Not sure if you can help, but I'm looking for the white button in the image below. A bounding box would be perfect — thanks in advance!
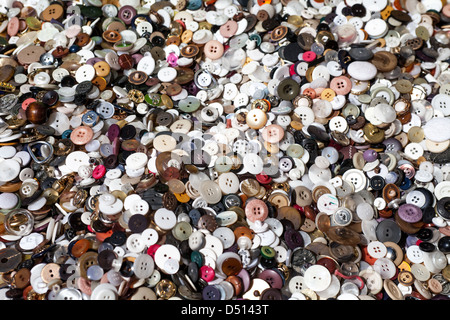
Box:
[304,265,331,292]
[308,164,332,184]
[19,232,44,251]
[327,61,343,77]
[125,152,148,170]
[328,116,348,132]
[212,227,235,249]
[406,245,424,263]
[356,202,374,221]
[91,283,118,300]
[218,172,239,194]
[359,269,382,294]
[373,257,396,279]
[404,142,423,160]
[157,67,177,82]
[154,208,176,230]
[189,230,205,251]
[204,234,224,258]
[133,254,155,279]
[405,190,427,207]
[367,241,387,259]
[47,112,70,136]
[99,198,123,215]
[137,55,155,75]
[65,151,90,172]
[75,64,95,82]
[431,93,450,116]
[154,244,181,272]
[342,169,367,192]
[141,228,159,247]
[126,233,145,253]
[316,274,341,299]
[410,263,430,281]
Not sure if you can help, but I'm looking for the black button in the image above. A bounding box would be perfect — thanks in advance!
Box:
[419,241,435,252]
[349,46,374,61]
[42,90,59,106]
[351,4,366,17]
[416,228,433,241]
[97,249,116,270]
[438,236,450,254]
[120,125,137,140]
[437,197,450,219]
[370,176,385,191]
[60,75,77,87]
[110,231,127,246]
[59,264,75,281]
[120,260,134,277]
[187,261,199,282]
[128,214,148,233]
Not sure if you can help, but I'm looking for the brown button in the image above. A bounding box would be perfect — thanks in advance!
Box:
[161,167,180,182]
[106,21,126,33]
[326,226,361,246]
[78,251,98,279]
[428,278,443,294]
[277,206,303,230]
[166,36,181,46]
[128,71,148,85]
[14,268,30,289]
[118,53,133,69]
[312,185,331,203]
[233,226,254,240]
[174,67,194,85]
[300,218,316,232]
[162,192,178,211]
[180,45,199,58]
[93,61,111,77]
[197,215,218,232]
[240,178,260,197]
[398,270,414,286]
[102,30,122,43]
[226,275,243,296]
[329,242,356,263]
[40,3,64,21]
[297,33,315,50]
[150,46,166,61]
[222,257,243,276]
[17,46,46,65]
[166,83,182,96]
[371,51,397,72]
[167,179,185,194]
[121,139,140,151]
[76,33,91,46]
[92,76,107,91]
[256,9,269,21]
[271,26,288,41]
[382,183,400,202]
[316,213,331,233]
[0,65,15,82]
[294,186,312,206]
[156,111,173,126]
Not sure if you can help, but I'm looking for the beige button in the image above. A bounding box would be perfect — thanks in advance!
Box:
[407,126,424,143]
[246,108,267,129]
[40,263,61,283]
[294,186,313,206]
[383,279,404,300]
[153,135,177,152]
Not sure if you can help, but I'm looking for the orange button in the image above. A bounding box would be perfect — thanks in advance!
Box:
[71,238,90,258]
[93,61,111,77]
[303,88,316,99]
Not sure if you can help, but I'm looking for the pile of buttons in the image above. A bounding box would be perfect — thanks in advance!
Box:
[0,0,448,302]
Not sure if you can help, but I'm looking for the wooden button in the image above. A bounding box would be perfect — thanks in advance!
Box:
[41,3,64,21]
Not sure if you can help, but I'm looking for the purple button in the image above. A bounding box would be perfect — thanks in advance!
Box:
[284,228,304,250]
[86,57,104,66]
[237,268,251,292]
[257,269,283,289]
[202,285,221,300]
[398,204,423,223]
[118,5,136,25]
[363,149,378,162]
[383,137,402,152]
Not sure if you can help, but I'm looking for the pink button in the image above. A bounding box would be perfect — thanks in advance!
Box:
[200,265,215,282]
[22,98,36,110]
[7,17,19,37]
[107,124,120,141]
[330,76,352,95]
[256,174,272,184]
[92,165,106,179]
[219,20,238,38]
[77,276,92,295]
[245,199,269,223]
[303,51,316,62]
[167,53,178,67]
[262,124,284,143]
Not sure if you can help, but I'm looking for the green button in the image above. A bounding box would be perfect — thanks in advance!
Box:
[178,97,200,113]
[191,251,203,267]
[277,78,300,101]
[79,5,103,19]
[342,103,360,118]
[261,246,276,259]
[145,93,161,106]
[286,144,304,158]
[172,221,192,241]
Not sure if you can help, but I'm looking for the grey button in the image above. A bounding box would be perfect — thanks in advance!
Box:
[376,219,402,243]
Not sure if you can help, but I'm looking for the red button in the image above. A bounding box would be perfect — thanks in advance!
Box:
[92,165,106,179]
[303,51,316,62]
[147,244,161,258]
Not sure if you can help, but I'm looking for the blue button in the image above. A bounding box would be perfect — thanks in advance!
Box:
[186,0,202,10]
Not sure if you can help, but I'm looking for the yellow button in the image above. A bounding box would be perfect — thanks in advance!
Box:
[320,88,336,101]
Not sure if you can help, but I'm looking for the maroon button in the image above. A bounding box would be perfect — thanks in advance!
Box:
[118,53,134,69]
[257,269,283,289]
[118,5,137,25]
[107,124,120,141]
